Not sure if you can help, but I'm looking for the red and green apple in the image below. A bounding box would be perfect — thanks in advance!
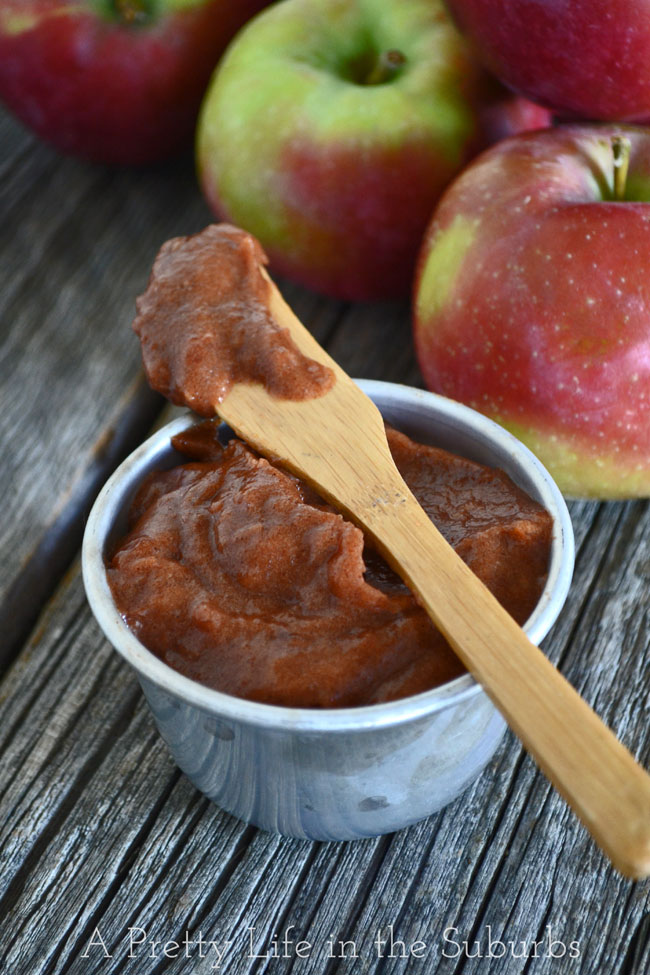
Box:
[445,0,650,123]
[0,0,269,165]
[414,125,650,498]
[196,0,550,301]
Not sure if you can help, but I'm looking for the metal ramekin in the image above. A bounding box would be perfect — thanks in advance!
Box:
[82,381,574,841]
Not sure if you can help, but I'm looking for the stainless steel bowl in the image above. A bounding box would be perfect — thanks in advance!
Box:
[82,380,574,841]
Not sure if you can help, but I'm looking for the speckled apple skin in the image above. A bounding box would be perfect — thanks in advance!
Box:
[196,0,550,301]
[0,0,269,165]
[414,125,650,499]
[446,0,650,123]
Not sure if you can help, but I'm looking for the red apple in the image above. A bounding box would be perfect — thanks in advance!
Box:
[414,125,650,498]
[0,0,269,165]
[445,0,650,123]
[196,0,550,301]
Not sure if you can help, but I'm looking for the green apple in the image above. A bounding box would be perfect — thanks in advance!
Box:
[196,0,550,300]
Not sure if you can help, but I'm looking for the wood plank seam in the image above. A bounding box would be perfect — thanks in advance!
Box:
[279,846,352,973]
[250,845,324,975]
[519,900,555,975]
[446,747,532,922]
[320,835,394,975]
[133,825,260,975]
[0,379,163,676]
[0,591,89,765]
[367,828,444,975]
[620,912,650,975]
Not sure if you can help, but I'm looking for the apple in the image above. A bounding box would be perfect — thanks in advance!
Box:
[477,78,552,146]
[414,125,650,499]
[196,0,550,301]
[445,0,650,123]
[0,0,269,165]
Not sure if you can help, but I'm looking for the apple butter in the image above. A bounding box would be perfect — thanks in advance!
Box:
[107,420,552,707]
[133,223,333,414]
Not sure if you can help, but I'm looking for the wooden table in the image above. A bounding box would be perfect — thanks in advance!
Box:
[1,105,649,975]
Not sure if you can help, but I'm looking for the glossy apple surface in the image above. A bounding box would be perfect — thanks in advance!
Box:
[414,125,650,498]
[445,0,650,122]
[0,0,268,165]
[196,0,550,301]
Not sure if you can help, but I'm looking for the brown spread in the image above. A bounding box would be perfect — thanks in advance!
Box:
[109,223,553,708]
[133,223,333,413]
[107,420,552,708]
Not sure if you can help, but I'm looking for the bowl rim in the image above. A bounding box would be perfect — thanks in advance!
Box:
[82,379,574,733]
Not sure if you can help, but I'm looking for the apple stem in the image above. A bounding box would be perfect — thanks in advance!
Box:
[365,50,407,85]
[612,135,631,201]
[112,0,151,25]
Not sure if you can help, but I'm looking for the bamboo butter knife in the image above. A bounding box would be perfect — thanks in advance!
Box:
[210,265,650,880]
